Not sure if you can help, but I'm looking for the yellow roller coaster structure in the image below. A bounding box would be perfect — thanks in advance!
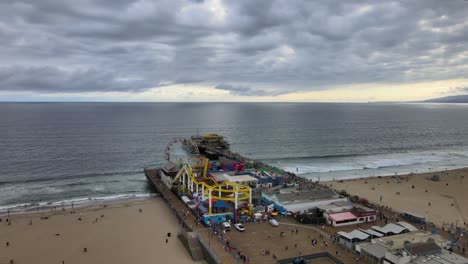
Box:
[168,158,252,215]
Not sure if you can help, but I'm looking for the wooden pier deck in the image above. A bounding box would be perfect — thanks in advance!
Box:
[145,168,196,231]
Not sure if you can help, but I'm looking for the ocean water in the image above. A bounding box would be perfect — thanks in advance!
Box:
[1,102,468,212]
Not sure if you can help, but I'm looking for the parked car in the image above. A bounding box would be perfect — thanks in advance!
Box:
[222,222,231,231]
[269,219,279,227]
[234,223,245,232]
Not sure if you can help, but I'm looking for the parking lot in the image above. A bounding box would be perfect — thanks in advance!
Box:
[198,216,357,263]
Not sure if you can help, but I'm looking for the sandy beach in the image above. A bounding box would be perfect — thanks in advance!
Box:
[325,167,468,228]
[0,198,205,264]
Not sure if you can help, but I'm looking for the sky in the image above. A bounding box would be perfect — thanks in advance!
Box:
[0,0,468,102]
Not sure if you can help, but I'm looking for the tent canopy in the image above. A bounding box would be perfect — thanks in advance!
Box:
[396,221,418,232]
[337,230,370,241]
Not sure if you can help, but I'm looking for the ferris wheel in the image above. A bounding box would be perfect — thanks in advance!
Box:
[164,137,200,163]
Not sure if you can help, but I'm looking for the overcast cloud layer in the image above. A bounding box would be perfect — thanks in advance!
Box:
[0,0,467,98]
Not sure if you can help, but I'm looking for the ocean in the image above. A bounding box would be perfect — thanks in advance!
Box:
[1,102,468,212]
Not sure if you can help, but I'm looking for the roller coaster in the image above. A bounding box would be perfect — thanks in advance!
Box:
[160,137,252,215]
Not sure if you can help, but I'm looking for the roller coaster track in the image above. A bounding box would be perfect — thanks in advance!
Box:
[171,158,252,215]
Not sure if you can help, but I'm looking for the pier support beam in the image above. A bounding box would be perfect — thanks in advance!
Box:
[202,185,205,201]
[182,172,185,187]
[234,188,238,209]
[209,189,212,215]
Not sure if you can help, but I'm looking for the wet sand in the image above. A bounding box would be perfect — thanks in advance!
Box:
[325,167,468,228]
[0,198,205,264]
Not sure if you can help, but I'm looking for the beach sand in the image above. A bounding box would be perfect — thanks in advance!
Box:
[325,168,468,228]
[0,198,205,264]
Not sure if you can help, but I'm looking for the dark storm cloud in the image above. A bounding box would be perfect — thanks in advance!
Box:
[0,66,155,92]
[0,0,468,95]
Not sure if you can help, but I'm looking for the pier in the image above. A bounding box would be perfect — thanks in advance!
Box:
[145,134,466,263]
[146,167,356,263]
[144,135,358,264]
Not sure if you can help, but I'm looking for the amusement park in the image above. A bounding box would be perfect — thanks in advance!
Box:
[145,134,468,264]
[158,134,272,226]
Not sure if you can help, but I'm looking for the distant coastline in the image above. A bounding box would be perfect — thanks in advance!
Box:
[366,94,468,104]
[423,94,468,103]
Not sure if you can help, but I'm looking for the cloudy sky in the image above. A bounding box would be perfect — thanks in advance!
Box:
[1,0,468,102]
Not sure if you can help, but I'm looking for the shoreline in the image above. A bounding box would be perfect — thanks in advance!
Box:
[3,164,466,218]
[296,163,468,182]
[0,192,158,217]
[322,166,462,183]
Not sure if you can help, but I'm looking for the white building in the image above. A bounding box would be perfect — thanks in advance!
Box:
[320,202,377,227]
[357,231,452,264]
[261,189,347,214]
[213,173,259,187]
[337,229,371,250]
[371,223,412,236]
